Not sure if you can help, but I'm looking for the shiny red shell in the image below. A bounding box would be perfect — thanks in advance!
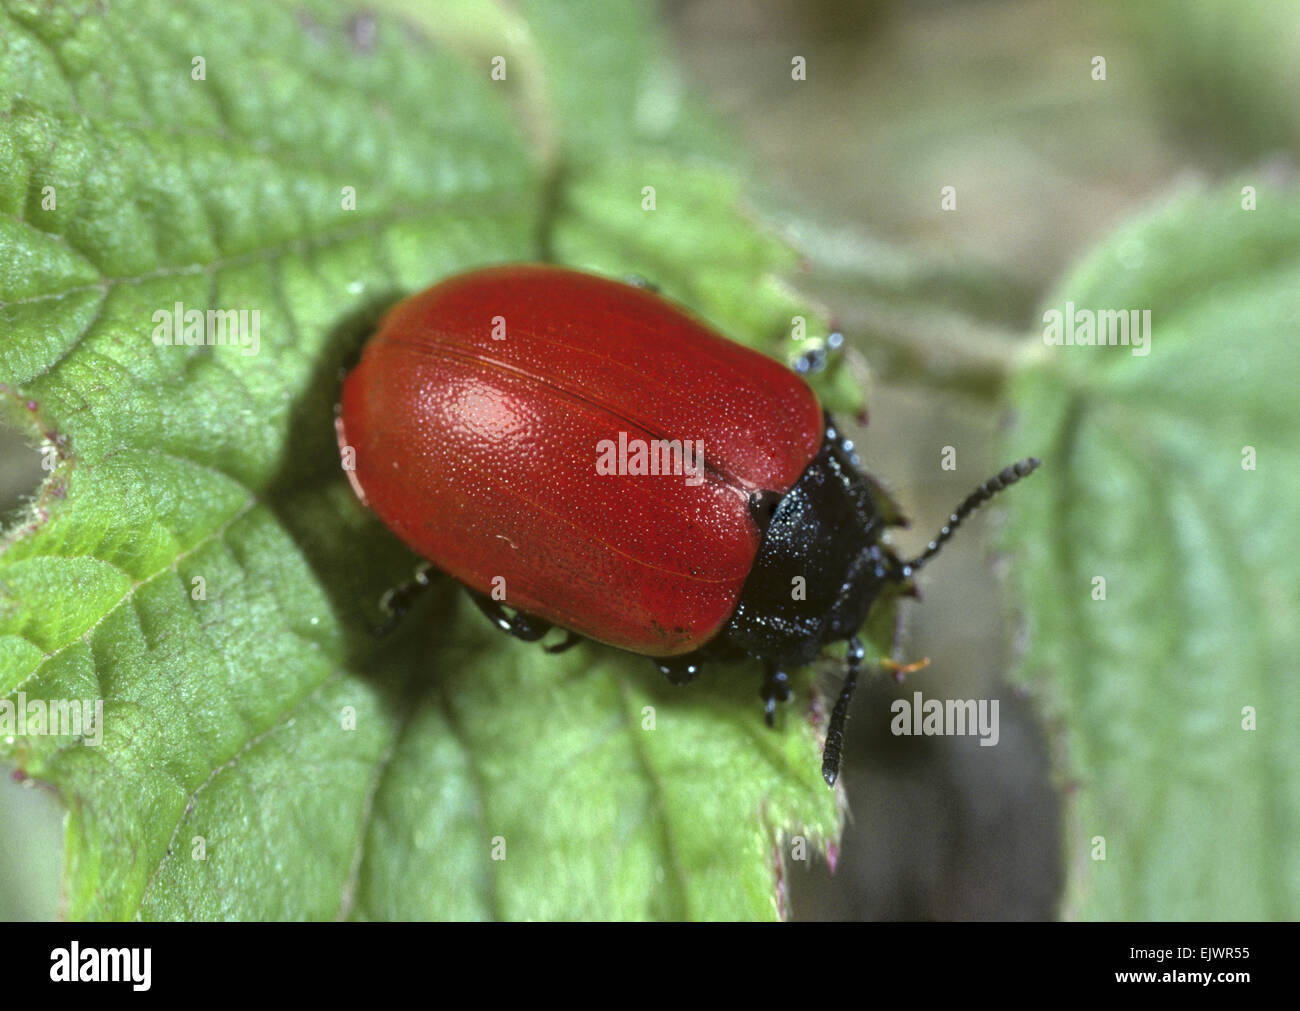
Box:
[337,264,824,656]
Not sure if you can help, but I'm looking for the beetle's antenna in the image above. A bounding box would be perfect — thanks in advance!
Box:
[822,637,865,787]
[895,458,1041,579]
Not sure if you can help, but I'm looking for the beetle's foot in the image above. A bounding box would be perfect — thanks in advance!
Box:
[369,612,404,638]
[791,332,842,375]
[657,658,702,686]
[467,589,557,643]
[373,562,435,637]
[760,668,791,727]
[544,631,583,654]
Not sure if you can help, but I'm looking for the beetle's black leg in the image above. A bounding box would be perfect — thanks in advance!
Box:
[791,331,843,375]
[624,275,660,293]
[467,588,555,643]
[544,630,583,654]
[372,562,435,637]
[821,636,865,787]
[656,655,702,686]
[760,667,792,726]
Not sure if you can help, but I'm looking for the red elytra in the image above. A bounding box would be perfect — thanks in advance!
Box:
[337,264,824,657]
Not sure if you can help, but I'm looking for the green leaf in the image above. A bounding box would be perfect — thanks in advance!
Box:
[0,0,842,920]
[1002,181,1300,919]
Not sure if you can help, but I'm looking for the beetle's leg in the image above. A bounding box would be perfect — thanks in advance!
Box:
[791,331,843,375]
[544,630,583,654]
[760,667,792,726]
[372,562,435,637]
[467,588,556,643]
[656,656,702,686]
[821,636,865,787]
[624,275,660,293]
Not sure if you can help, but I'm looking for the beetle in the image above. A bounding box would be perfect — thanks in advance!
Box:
[336,264,1038,786]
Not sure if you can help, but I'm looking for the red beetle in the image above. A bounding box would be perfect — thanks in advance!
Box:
[337,264,1038,785]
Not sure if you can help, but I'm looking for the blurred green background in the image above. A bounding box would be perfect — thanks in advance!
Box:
[2,0,1295,919]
